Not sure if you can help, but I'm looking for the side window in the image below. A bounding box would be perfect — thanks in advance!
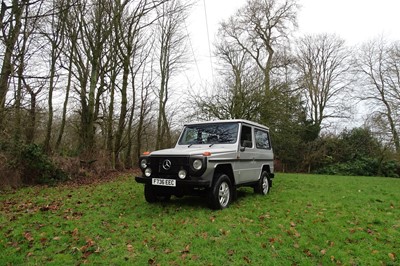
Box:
[240,125,253,148]
[255,129,271,149]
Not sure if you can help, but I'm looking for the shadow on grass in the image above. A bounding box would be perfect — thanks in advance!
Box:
[148,187,259,210]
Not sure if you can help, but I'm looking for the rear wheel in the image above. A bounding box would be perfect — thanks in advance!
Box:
[254,171,271,195]
[208,174,232,210]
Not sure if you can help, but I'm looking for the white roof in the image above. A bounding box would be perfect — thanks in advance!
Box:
[184,119,269,131]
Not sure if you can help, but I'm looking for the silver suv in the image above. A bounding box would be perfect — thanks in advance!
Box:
[135,119,274,209]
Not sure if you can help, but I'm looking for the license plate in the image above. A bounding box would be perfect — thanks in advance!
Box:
[152,178,176,187]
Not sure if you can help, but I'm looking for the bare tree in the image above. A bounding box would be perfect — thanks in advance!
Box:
[56,8,77,151]
[64,0,116,155]
[112,0,158,167]
[0,0,29,129]
[355,38,400,153]
[40,0,70,152]
[154,0,191,149]
[220,0,298,93]
[295,33,352,136]
[194,35,263,120]
[135,55,155,160]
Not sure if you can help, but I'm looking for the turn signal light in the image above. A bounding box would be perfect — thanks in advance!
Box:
[143,151,151,155]
[202,151,211,156]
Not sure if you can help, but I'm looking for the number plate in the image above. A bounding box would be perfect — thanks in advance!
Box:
[152,178,176,187]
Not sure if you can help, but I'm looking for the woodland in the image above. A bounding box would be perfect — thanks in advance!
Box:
[1,0,399,188]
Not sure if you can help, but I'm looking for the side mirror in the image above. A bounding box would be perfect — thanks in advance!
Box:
[240,140,252,151]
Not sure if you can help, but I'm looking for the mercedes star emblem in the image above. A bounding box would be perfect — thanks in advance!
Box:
[162,159,172,170]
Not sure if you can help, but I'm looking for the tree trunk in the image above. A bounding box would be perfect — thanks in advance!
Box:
[114,60,129,166]
[0,0,26,128]
[44,52,57,152]
[56,45,74,151]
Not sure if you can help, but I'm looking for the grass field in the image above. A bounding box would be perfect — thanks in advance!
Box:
[1,173,399,265]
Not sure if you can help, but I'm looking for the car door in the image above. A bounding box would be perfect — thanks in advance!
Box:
[236,124,259,184]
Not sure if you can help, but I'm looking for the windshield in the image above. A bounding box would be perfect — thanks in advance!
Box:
[178,123,239,145]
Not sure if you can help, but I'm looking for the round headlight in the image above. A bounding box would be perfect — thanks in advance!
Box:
[193,159,203,170]
[178,169,187,179]
[140,159,147,169]
[144,168,152,177]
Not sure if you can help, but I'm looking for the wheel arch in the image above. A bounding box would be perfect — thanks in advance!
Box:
[260,165,273,187]
[261,164,274,178]
[213,163,235,186]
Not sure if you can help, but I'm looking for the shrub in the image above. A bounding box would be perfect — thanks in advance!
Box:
[13,144,67,185]
[381,160,400,178]
[315,157,400,178]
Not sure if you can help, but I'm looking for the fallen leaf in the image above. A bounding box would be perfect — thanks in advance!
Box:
[127,244,133,252]
[259,213,271,220]
[148,258,156,265]
[290,221,296,227]
[388,253,396,261]
[181,244,190,254]
[164,248,172,254]
[227,249,235,256]
[219,228,230,236]
[320,249,327,255]
[72,228,79,236]
[200,232,208,239]
[82,251,93,259]
[243,256,251,264]
[40,206,50,212]
[80,238,95,253]
[24,232,34,242]
[303,249,313,257]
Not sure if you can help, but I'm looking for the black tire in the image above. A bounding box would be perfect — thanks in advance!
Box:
[208,174,232,210]
[144,185,171,203]
[158,194,171,202]
[144,185,158,203]
[254,171,271,195]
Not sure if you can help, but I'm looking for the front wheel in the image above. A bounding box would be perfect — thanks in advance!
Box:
[254,171,271,195]
[144,185,157,203]
[144,185,171,203]
[208,174,232,210]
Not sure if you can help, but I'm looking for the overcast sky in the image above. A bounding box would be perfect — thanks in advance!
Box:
[183,0,400,89]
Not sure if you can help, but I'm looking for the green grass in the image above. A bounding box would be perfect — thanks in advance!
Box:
[1,173,399,265]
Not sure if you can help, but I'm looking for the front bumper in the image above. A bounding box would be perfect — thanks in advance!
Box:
[135,176,211,187]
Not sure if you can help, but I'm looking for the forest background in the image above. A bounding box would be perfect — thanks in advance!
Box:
[1,0,399,188]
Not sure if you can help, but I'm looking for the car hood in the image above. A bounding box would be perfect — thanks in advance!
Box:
[148,146,237,157]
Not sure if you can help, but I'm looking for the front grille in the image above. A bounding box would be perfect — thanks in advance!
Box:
[149,156,190,177]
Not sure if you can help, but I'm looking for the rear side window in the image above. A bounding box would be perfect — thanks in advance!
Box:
[255,129,271,149]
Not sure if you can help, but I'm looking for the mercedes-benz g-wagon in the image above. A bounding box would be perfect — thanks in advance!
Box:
[135,119,274,209]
